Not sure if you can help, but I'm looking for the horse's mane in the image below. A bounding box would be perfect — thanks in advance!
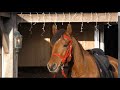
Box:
[51,29,66,45]
[73,37,85,50]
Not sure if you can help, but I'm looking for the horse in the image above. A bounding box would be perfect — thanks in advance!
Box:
[47,24,118,78]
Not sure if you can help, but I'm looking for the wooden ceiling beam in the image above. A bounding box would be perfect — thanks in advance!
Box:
[17,12,118,23]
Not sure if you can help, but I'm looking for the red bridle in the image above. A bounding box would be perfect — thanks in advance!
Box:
[52,34,73,78]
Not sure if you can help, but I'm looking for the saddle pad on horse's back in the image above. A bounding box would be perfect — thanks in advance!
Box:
[87,48,114,78]
[87,48,105,56]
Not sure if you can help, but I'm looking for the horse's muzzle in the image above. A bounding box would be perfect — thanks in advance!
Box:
[47,63,59,73]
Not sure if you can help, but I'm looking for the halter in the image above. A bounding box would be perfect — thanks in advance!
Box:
[52,34,73,78]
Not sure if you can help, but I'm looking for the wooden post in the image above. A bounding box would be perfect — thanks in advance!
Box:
[2,24,13,77]
[1,13,16,78]
[0,17,9,54]
[13,13,18,78]
[118,12,120,78]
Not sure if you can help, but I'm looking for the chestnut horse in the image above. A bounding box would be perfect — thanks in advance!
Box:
[47,24,118,78]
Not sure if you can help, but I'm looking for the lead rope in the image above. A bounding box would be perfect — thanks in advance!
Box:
[53,74,56,78]
[61,65,67,78]
[53,65,67,78]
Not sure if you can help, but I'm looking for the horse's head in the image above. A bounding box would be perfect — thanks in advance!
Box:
[47,24,73,73]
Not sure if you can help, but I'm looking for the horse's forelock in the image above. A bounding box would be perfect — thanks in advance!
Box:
[51,29,66,45]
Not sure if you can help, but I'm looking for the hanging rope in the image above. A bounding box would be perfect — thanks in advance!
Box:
[19,12,23,27]
[54,12,57,28]
[33,12,39,25]
[80,12,83,32]
[95,12,99,31]
[107,12,112,28]
[62,12,65,25]
[41,12,46,36]
[41,22,46,36]
[29,12,33,35]
[69,12,70,23]
[54,12,58,28]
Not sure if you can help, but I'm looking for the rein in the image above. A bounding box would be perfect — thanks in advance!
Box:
[52,34,72,78]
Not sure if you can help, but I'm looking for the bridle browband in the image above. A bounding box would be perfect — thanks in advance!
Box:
[51,34,73,78]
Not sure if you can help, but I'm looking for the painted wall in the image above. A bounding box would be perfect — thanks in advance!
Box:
[18,23,95,67]
[18,23,52,66]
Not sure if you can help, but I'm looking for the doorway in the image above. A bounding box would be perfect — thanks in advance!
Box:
[18,23,52,78]
[104,24,118,59]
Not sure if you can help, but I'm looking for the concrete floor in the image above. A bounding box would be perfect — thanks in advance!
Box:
[18,67,69,78]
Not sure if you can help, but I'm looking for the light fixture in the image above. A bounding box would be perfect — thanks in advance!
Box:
[14,30,22,52]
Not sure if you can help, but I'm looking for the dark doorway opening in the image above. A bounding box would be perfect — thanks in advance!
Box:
[104,24,118,59]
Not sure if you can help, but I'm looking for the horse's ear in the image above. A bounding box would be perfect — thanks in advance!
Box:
[52,24,58,35]
[66,24,72,35]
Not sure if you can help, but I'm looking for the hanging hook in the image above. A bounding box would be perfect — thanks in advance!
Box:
[29,12,33,35]
[107,12,112,29]
[30,12,32,22]
[29,23,33,35]
[54,12,57,28]
[20,12,23,16]
[19,12,23,27]
[41,12,46,36]
[95,12,99,31]
[62,12,65,25]
[69,12,71,24]
[95,22,99,31]
[81,22,83,32]
[41,22,46,36]
[33,12,38,25]
[80,12,83,32]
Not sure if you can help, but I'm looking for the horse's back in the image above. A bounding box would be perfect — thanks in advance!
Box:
[87,48,118,78]
[107,56,118,78]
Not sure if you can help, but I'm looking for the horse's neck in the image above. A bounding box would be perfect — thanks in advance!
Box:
[71,37,86,76]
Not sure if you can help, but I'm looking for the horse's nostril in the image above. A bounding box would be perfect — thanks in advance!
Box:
[51,63,57,70]
[47,63,57,72]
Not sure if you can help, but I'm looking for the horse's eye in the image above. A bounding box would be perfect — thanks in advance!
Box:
[64,44,68,47]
